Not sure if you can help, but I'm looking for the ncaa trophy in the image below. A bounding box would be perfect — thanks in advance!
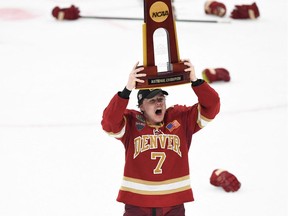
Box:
[136,0,190,89]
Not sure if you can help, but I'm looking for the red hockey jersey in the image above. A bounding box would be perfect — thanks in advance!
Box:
[101,82,220,207]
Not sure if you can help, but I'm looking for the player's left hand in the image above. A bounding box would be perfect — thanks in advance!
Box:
[182,59,197,82]
[210,169,241,192]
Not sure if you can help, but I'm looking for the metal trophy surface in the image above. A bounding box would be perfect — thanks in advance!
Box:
[136,0,190,89]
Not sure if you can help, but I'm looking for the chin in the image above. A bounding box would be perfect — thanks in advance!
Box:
[154,116,164,123]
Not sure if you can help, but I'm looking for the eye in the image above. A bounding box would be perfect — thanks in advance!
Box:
[147,97,165,104]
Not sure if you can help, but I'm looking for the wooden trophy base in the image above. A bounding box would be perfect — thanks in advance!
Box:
[136,62,190,89]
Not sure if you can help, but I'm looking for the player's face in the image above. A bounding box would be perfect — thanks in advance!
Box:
[140,93,166,125]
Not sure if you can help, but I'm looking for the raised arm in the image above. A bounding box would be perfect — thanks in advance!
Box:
[183,59,220,129]
[101,62,145,138]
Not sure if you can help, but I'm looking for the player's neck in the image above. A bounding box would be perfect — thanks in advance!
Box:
[146,121,164,128]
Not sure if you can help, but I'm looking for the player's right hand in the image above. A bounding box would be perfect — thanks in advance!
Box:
[126,62,146,91]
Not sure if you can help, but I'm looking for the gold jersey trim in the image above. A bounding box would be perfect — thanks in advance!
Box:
[120,175,191,195]
[106,116,127,138]
[197,104,212,128]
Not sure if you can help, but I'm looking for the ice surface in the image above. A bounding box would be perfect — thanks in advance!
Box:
[0,0,287,215]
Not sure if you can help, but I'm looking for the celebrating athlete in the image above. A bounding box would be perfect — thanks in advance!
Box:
[101,59,220,216]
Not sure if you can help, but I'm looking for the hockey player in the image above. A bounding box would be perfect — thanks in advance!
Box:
[101,59,220,216]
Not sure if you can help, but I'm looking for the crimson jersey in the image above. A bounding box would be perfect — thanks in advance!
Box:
[101,82,220,207]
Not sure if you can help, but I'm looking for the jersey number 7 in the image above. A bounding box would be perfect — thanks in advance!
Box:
[151,152,166,174]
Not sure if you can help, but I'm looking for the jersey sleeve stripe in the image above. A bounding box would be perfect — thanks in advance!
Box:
[104,117,126,138]
[197,104,212,128]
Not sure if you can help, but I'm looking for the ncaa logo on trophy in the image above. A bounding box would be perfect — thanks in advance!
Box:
[136,0,190,89]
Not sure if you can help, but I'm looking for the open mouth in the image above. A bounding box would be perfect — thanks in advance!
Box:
[155,108,162,115]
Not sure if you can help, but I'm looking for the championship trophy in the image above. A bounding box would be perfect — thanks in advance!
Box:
[136,0,190,89]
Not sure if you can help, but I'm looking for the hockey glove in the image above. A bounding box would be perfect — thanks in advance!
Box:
[202,68,230,83]
[230,2,260,19]
[52,5,80,20]
[210,169,241,192]
[204,1,226,17]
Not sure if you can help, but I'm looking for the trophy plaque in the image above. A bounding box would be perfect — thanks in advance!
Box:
[136,0,190,89]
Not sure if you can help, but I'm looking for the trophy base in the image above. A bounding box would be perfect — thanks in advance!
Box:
[136,62,191,89]
[136,71,190,89]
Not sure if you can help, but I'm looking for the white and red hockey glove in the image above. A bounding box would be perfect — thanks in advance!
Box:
[230,2,260,19]
[52,5,80,20]
[202,68,230,83]
[204,1,227,17]
[210,169,241,192]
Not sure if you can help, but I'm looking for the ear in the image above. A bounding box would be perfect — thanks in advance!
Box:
[139,104,144,112]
